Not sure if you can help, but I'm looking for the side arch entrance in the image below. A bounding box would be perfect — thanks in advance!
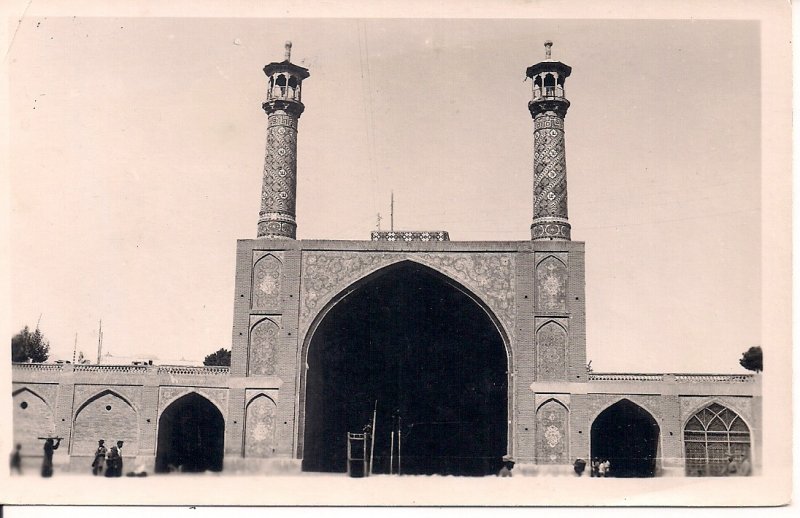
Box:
[301,261,509,476]
[591,399,660,477]
[155,393,225,473]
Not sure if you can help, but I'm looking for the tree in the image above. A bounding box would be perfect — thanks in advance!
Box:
[739,346,762,372]
[11,326,50,363]
[203,348,231,367]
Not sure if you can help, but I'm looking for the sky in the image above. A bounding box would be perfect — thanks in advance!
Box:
[8,17,761,372]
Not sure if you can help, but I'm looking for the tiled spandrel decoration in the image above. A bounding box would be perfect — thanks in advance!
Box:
[536,399,569,463]
[249,318,279,376]
[244,394,277,457]
[252,253,282,309]
[536,255,567,312]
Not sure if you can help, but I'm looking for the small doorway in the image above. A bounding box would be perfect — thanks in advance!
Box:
[591,399,660,477]
[155,393,225,473]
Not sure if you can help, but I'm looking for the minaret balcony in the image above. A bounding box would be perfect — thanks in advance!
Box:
[532,85,565,100]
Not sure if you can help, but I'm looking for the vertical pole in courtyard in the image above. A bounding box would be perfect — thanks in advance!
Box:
[369,400,377,475]
[390,191,394,232]
[389,430,395,474]
[397,415,402,475]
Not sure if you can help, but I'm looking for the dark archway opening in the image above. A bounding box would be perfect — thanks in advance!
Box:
[591,399,660,477]
[155,393,225,473]
[302,262,508,476]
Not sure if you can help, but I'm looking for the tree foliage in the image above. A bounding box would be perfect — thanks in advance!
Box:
[203,348,231,366]
[739,346,762,372]
[11,326,50,363]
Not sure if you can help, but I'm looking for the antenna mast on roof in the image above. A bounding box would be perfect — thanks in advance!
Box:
[96,320,103,365]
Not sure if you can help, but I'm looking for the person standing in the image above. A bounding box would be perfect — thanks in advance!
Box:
[10,443,22,475]
[105,444,120,477]
[92,440,107,476]
[497,455,515,477]
[116,441,125,477]
[41,437,61,477]
[739,455,752,476]
[602,459,611,477]
[726,456,738,476]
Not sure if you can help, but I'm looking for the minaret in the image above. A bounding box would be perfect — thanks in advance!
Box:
[257,41,310,239]
[527,41,572,241]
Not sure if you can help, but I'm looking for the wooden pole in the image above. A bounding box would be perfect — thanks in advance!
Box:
[389,430,395,475]
[369,400,377,475]
[398,416,402,475]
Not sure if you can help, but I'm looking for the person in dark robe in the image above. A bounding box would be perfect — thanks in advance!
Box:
[92,440,107,476]
[116,441,125,477]
[497,455,515,477]
[41,438,61,477]
[105,445,120,477]
[10,443,22,475]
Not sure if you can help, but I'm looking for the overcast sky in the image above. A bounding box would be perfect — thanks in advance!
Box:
[9,18,760,372]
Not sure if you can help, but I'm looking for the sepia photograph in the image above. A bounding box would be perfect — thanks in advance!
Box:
[1,0,792,508]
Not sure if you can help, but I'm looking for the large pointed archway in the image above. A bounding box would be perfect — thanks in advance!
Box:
[155,393,225,473]
[591,399,660,477]
[301,261,509,476]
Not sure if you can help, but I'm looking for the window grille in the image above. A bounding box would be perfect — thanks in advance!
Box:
[684,403,750,476]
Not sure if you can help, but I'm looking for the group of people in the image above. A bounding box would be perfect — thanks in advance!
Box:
[726,455,752,476]
[591,458,612,477]
[92,439,125,477]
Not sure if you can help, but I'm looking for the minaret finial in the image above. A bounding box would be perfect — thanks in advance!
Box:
[284,41,292,62]
[544,40,553,59]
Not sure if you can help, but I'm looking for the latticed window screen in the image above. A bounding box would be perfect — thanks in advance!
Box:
[684,403,750,476]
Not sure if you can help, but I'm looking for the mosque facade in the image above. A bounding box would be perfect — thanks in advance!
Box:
[11,42,761,478]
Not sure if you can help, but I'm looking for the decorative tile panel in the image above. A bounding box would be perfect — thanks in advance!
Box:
[536,254,568,312]
[244,394,277,457]
[252,253,283,309]
[536,399,569,464]
[249,318,280,376]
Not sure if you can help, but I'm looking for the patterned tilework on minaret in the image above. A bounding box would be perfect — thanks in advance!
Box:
[527,41,572,241]
[257,42,310,239]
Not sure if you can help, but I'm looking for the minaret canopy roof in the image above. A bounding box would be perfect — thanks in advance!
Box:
[526,60,572,79]
[263,60,310,79]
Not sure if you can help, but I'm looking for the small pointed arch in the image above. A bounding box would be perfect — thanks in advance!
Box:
[682,399,753,432]
[536,397,568,413]
[543,73,556,87]
[12,386,51,411]
[156,391,225,473]
[74,388,136,419]
[72,388,139,456]
[161,389,226,419]
[535,318,567,334]
[683,400,752,477]
[13,386,56,454]
[535,254,567,269]
[534,75,543,87]
[591,398,660,477]
[275,74,287,86]
[244,393,278,458]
